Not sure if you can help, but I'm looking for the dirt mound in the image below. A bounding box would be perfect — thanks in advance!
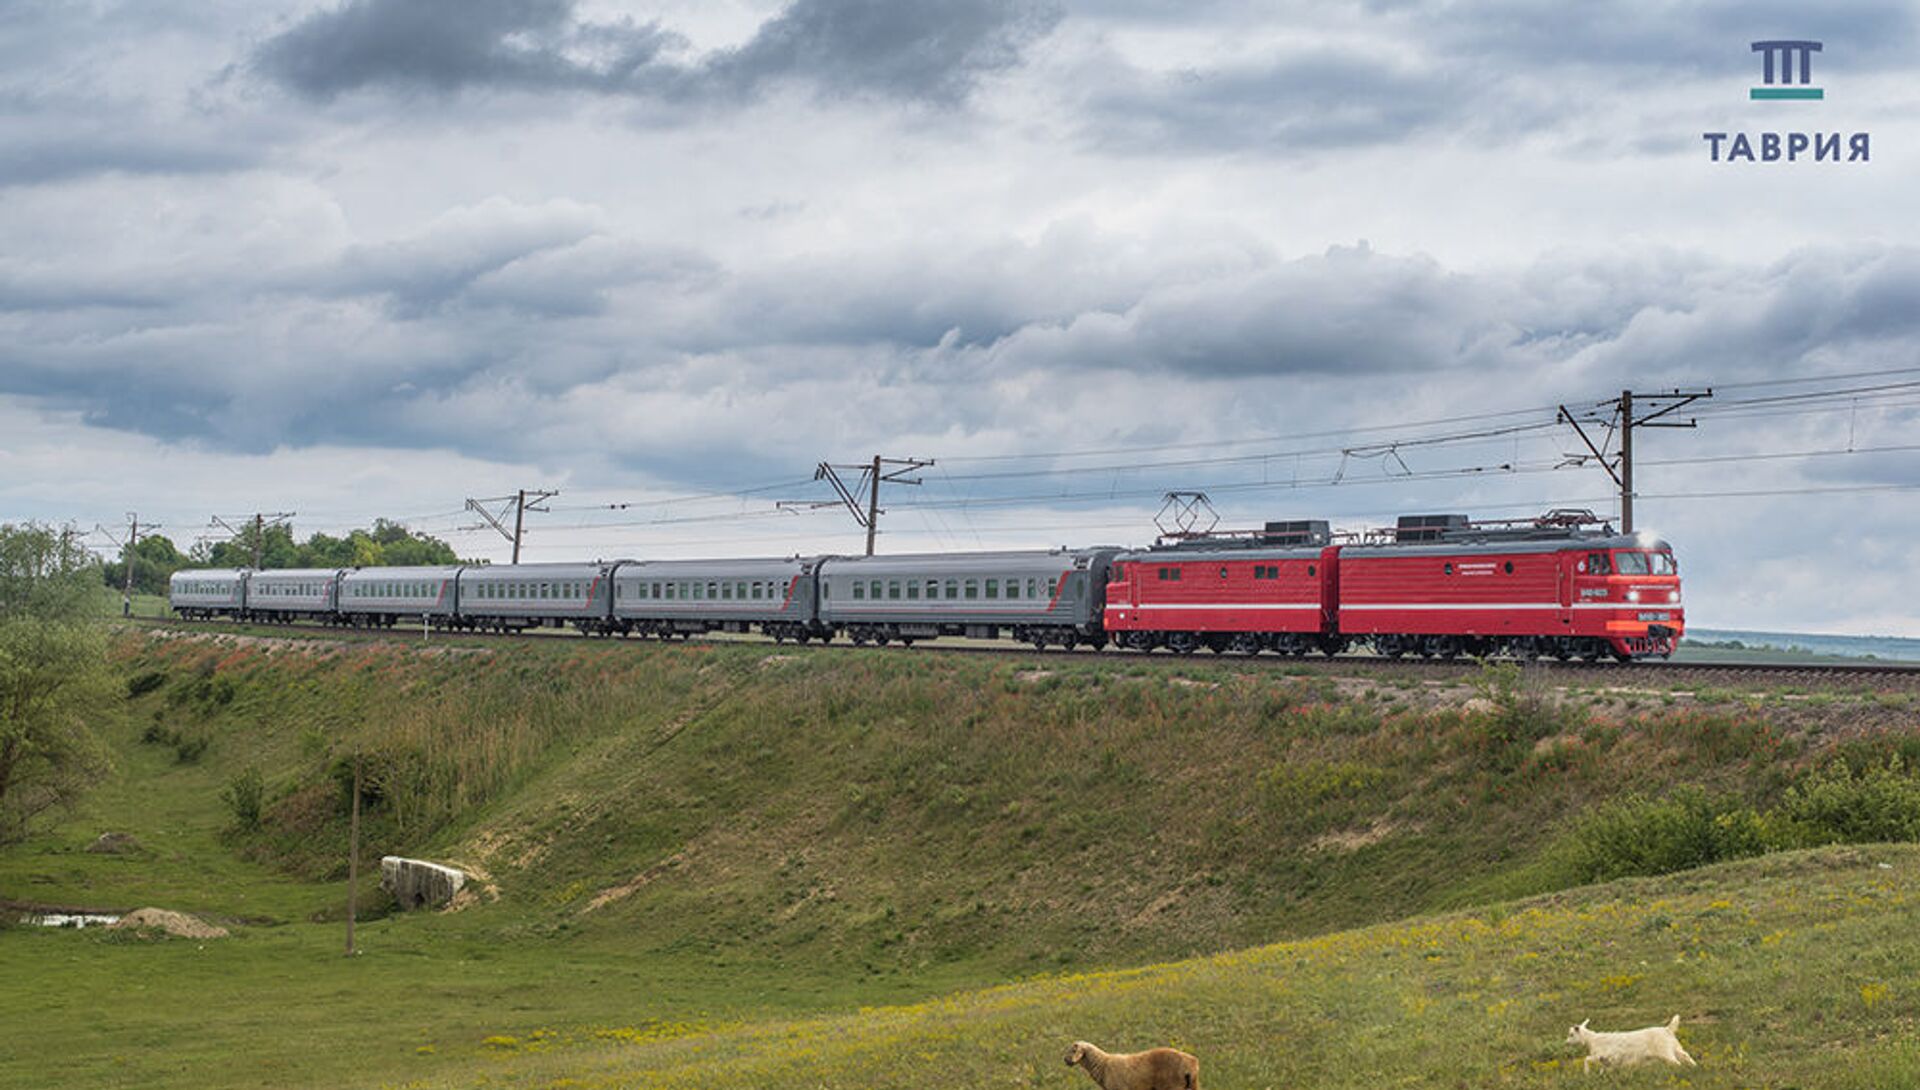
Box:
[107,908,229,939]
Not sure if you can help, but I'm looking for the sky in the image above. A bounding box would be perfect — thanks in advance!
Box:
[2,0,1917,635]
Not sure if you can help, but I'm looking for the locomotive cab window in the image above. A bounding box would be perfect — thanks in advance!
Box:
[1585,552,1612,575]
[1614,551,1651,575]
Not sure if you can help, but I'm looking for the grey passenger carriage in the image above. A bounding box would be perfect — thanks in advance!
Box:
[454,562,619,633]
[168,569,248,620]
[338,565,462,628]
[816,548,1120,648]
[611,556,825,642]
[245,567,343,623]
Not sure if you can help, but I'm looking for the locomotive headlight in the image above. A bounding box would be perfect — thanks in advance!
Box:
[1625,590,1641,603]
[1669,590,1680,603]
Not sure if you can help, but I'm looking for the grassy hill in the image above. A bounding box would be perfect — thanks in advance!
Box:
[3,629,1918,1088]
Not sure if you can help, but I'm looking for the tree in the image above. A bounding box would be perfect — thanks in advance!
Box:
[0,524,112,844]
[101,533,185,597]
[185,521,457,571]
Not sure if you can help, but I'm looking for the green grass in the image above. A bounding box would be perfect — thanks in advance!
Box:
[6,631,1920,1089]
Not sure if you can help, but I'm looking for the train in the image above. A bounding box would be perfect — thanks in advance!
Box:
[168,510,1684,662]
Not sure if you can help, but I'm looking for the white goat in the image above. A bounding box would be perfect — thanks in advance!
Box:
[1064,1041,1199,1090]
[1565,1015,1696,1073]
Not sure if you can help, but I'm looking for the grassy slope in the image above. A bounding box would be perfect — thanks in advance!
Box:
[2,629,1917,1089]
[423,845,1920,1090]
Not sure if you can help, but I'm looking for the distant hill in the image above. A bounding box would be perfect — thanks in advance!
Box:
[1682,627,1920,663]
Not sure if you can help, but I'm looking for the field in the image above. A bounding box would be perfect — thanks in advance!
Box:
[4,628,1919,1088]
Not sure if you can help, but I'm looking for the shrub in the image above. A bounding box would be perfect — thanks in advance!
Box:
[222,767,265,831]
[1547,787,1768,884]
[1465,662,1580,774]
[125,670,167,698]
[1776,758,1920,847]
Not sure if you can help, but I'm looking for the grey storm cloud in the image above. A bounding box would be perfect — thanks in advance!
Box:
[14,234,1919,471]
[1067,0,1919,156]
[296,198,720,319]
[1080,53,1459,155]
[251,0,1063,106]
[1412,0,1920,74]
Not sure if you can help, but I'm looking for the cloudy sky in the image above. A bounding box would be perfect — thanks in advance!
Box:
[3,0,1917,635]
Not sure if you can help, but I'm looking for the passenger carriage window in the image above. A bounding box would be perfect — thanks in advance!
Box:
[721,583,732,600]
[868,580,880,600]
[1004,580,1017,599]
[985,579,998,599]
[964,579,978,599]
[1046,578,1058,598]
[707,581,719,599]
[927,580,939,599]
[737,582,747,599]
[852,582,865,600]
[907,582,919,600]
[945,579,958,599]
[1027,578,1038,599]
[886,580,900,599]
[751,583,762,600]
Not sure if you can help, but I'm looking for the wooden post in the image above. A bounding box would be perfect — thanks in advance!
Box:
[346,753,360,956]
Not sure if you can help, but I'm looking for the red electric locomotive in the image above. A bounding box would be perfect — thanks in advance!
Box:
[1336,514,1682,661]
[1101,511,1682,661]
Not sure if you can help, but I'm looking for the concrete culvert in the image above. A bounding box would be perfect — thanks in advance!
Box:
[380,856,468,910]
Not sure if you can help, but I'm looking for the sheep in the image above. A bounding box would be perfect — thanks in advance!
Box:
[1565,1015,1696,1073]
[1063,1040,1199,1090]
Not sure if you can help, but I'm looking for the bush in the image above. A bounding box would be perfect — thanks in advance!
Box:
[173,734,209,764]
[1548,787,1769,884]
[1465,662,1580,774]
[1776,758,1920,847]
[222,767,265,831]
[125,670,167,698]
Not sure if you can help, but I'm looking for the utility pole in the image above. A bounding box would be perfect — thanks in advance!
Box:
[1558,388,1712,533]
[466,489,558,564]
[208,512,294,568]
[97,513,161,616]
[346,752,361,957]
[780,456,933,555]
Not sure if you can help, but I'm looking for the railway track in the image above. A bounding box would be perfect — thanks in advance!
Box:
[122,615,1920,689]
